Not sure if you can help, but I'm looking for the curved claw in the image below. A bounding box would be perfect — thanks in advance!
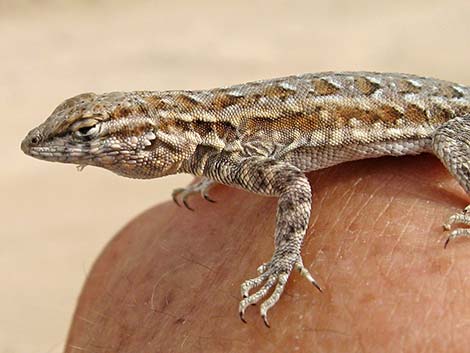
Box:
[172,196,181,207]
[171,188,184,207]
[305,271,322,293]
[239,310,247,324]
[262,314,270,328]
[313,281,323,293]
[444,236,451,249]
[296,261,322,292]
[182,197,194,211]
[203,193,216,203]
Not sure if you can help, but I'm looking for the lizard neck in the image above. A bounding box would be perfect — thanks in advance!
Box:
[128,90,243,177]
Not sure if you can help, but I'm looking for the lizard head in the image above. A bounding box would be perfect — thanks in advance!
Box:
[21,92,199,179]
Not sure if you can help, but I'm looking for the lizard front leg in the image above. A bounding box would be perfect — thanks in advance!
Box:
[432,115,470,246]
[199,155,321,327]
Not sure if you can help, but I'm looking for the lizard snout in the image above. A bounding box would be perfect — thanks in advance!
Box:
[21,128,42,155]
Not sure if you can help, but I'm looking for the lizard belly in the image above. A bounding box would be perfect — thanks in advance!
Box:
[281,138,433,172]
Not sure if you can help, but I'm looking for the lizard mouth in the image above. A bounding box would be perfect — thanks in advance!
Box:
[25,145,84,162]
[22,138,89,163]
[21,128,91,163]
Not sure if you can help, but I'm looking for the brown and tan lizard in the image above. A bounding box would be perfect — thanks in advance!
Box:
[21,72,470,327]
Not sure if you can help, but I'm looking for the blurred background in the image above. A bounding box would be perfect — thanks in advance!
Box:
[1,0,469,352]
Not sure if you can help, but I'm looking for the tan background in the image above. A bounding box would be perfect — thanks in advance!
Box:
[2,0,470,352]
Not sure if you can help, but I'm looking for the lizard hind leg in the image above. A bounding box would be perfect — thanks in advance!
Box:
[171,177,216,210]
[432,115,470,246]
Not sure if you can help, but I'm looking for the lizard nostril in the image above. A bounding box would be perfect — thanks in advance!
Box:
[31,136,39,144]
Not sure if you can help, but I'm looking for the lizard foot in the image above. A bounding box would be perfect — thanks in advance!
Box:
[171,178,216,211]
[239,257,321,327]
[443,205,470,248]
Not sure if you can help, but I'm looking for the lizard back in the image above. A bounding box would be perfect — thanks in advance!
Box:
[142,72,470,171]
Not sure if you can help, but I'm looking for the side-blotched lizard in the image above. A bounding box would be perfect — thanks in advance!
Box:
[21,72,470,327]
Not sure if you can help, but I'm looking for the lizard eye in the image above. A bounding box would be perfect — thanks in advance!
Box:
[73,119,101,139]
[77,125,98,135]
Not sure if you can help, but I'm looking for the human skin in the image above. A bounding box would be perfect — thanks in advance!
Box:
[64,155,470,353]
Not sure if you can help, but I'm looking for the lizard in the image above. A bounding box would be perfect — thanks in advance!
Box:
[21,71,470,327]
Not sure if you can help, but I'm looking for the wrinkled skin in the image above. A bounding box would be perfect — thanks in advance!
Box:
[64,156,470,353]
